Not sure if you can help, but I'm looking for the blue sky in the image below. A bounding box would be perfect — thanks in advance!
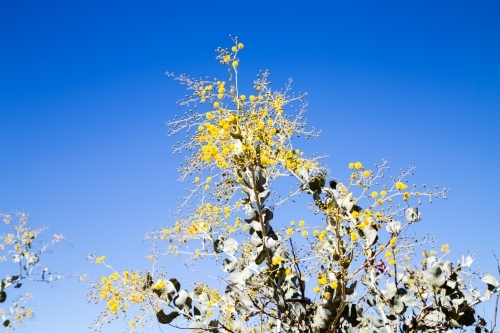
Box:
[1,1,499,332]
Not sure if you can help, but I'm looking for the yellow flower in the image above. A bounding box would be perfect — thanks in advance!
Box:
[354,162,362,169]
[324,291,331,299]
[313,286,320,293]
[232,60,238,67]
[285,268,292,275]
[403,192,410,201]
[290,221,295,226]
[313,230,319,237]
[195,177,200,182]
[318,277,327,285]
[363,170,371,178]
[213,101,220,108]
[396,181,407,190]
[286,229,294,236]
[238,43,244,49]
[223,55,230,63]
[239,95,246,101]
[422,250,429,258]
[130,321,136,327]
[204,185,210,190]
[389,237,397,248]
[380,190,387,197]
[352,211,359,219]
[299,220,305,227]
[349,162,355,169]
[301,231,309,237]
[371,191,378,198]
[206,112,214,120]
[441,243,450,253]
[206,177,212,182]
[389,259,396,265]
[330,281,338,289]
[385,251,392,258]
[147,255,153,261]
[231,46,237,52]
[350,232,359,241]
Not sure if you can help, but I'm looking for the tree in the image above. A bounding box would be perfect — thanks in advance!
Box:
[0,211,70,331]
[88,37,500,333]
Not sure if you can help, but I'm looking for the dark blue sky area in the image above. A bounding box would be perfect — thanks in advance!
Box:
[0,1,499,332]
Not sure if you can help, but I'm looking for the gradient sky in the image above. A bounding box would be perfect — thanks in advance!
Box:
[1,1,499,332]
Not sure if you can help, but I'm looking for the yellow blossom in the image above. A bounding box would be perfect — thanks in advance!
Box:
[318,277,327,285]
[354,162,362,169]
[330,281,338,289]
[441,243,450,253]
[313,286,320,293]
[350,232,359,241]
[301,231,308,237]
[396,181,407,190]
[371,191,378,198]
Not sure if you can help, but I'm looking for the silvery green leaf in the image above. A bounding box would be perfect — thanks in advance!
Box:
[214,236,226,254]
[174,290,188,308]
[461,255,473,268]
[384,283,397,299]
[254,247,266,265]
[156,310,179,324]
[222,257,238,273]
[222,238,238,256]
[386,221,401,234]
[405,207,421,222]
[229,267,253,286]
[258,190,270,204]
[423,261,451,287]
[482,273,499,291]
[250,232,263,247]
[363,224,378,246]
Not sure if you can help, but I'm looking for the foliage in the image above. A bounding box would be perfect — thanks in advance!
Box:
[0,212,70,331]
[88,37,500,333]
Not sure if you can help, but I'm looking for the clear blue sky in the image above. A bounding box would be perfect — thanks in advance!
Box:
[1,1,499,332]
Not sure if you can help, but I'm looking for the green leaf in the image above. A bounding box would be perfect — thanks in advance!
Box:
[214,236,226,254]
[405,207,421,223]
[363,224,378,246]
[482,273,499,291]
[170,278,181,292]
[222,258,238,273]
[384,283,397,299]
[156,309,179,324]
